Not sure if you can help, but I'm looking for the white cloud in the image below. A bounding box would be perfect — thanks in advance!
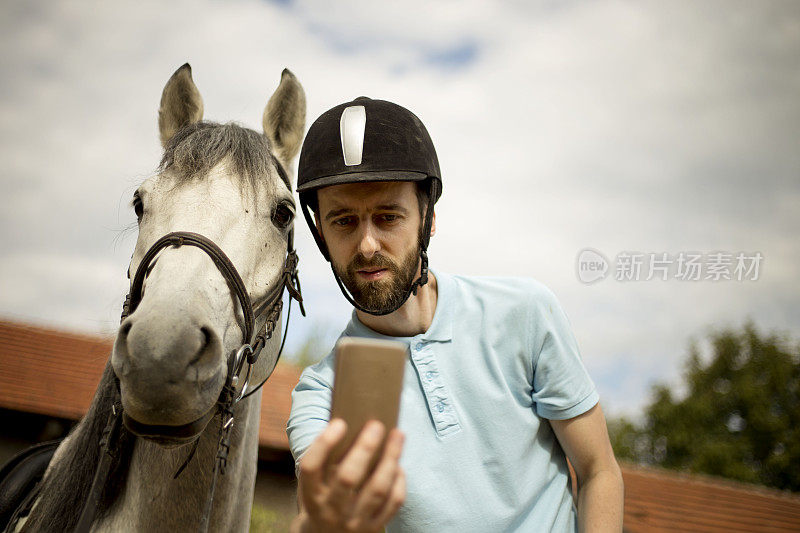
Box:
[1,0,798,417]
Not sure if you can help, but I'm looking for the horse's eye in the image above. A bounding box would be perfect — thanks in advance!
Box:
[271,202,294,229]
[133,195,144,222]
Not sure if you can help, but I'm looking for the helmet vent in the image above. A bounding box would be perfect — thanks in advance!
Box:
[339,105,366,166]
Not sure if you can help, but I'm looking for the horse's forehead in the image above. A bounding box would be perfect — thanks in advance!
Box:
[148,163,276,205]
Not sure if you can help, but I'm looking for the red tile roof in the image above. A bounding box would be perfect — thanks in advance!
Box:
[0,319,300,450]
[2,319,799,530]
[620,461,800,532]
[257,362,301,449]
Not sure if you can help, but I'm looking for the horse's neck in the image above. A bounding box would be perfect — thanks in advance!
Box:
[94,391,262,533]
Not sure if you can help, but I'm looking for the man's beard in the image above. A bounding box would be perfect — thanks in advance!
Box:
[334,245,420,314]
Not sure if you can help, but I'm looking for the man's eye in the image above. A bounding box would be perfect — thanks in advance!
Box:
[334,217,354,227]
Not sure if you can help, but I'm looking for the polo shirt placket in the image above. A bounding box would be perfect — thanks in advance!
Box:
[408,341,461,437]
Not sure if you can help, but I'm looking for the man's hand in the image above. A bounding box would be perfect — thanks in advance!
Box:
[292,418,406,533]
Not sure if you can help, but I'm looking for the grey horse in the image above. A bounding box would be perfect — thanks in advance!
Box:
[12,63,306,532]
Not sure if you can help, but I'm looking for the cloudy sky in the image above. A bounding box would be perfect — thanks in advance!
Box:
[1,0,798,418]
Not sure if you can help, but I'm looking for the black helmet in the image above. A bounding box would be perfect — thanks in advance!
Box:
[297,96,442,315]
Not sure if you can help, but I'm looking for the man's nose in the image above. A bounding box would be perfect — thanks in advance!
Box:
[357,222,380,258]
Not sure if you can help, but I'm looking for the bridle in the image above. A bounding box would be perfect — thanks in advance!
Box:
[119,229,304,439]
[74,225,305,533]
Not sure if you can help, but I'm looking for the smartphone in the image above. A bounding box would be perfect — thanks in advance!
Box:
[328,337,408,471]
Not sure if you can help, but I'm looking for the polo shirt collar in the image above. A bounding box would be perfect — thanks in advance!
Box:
[344,268,453,342]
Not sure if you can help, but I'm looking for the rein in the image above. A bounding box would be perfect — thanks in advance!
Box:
[74,229,304,533]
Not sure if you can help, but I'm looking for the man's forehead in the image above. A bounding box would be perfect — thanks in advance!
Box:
[317,180,416,209]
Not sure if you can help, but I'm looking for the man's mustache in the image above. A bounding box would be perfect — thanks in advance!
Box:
[348,253,396,271]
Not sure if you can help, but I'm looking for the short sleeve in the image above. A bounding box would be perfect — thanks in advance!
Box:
[528,283,598,420]
[286,356,335,473]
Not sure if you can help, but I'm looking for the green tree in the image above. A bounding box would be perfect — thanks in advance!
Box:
[609,322,800,491]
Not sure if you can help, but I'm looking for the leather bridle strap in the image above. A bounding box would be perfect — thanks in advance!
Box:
[123,231,255,344]
[74,391,123,533]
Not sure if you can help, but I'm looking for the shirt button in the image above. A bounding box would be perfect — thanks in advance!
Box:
[436,402,445,413]
[415,342,423,350]
[426,371,435,380]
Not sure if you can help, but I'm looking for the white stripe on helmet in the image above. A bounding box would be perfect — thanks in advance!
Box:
[340,105,366,166]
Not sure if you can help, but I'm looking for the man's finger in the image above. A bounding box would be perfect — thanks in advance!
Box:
[298,418,347,490]
[367,467,407,529]
[327,420,386,512]
[348,429,405,525]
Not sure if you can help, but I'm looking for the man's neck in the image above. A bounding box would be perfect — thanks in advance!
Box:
[355,272,438,338]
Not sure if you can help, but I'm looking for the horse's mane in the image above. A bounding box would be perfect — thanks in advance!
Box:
[21,362,135,532]
[159,121,289,190]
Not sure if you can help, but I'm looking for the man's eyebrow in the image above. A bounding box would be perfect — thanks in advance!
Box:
[324,204,409,221]
[375,203,409,214]
[325,208,353,221]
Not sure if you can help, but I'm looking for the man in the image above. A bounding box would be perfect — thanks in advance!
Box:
[287,97,624,532]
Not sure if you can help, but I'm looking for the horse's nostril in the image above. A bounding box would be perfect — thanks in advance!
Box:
[200,326,211,347]
[113,320,134,377]
[187,325,218,370]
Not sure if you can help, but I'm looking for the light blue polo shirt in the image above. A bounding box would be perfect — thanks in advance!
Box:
[287,270,599,532]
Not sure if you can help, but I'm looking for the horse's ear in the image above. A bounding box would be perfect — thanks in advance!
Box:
[158,63,204,149]
[263,69,306,169]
